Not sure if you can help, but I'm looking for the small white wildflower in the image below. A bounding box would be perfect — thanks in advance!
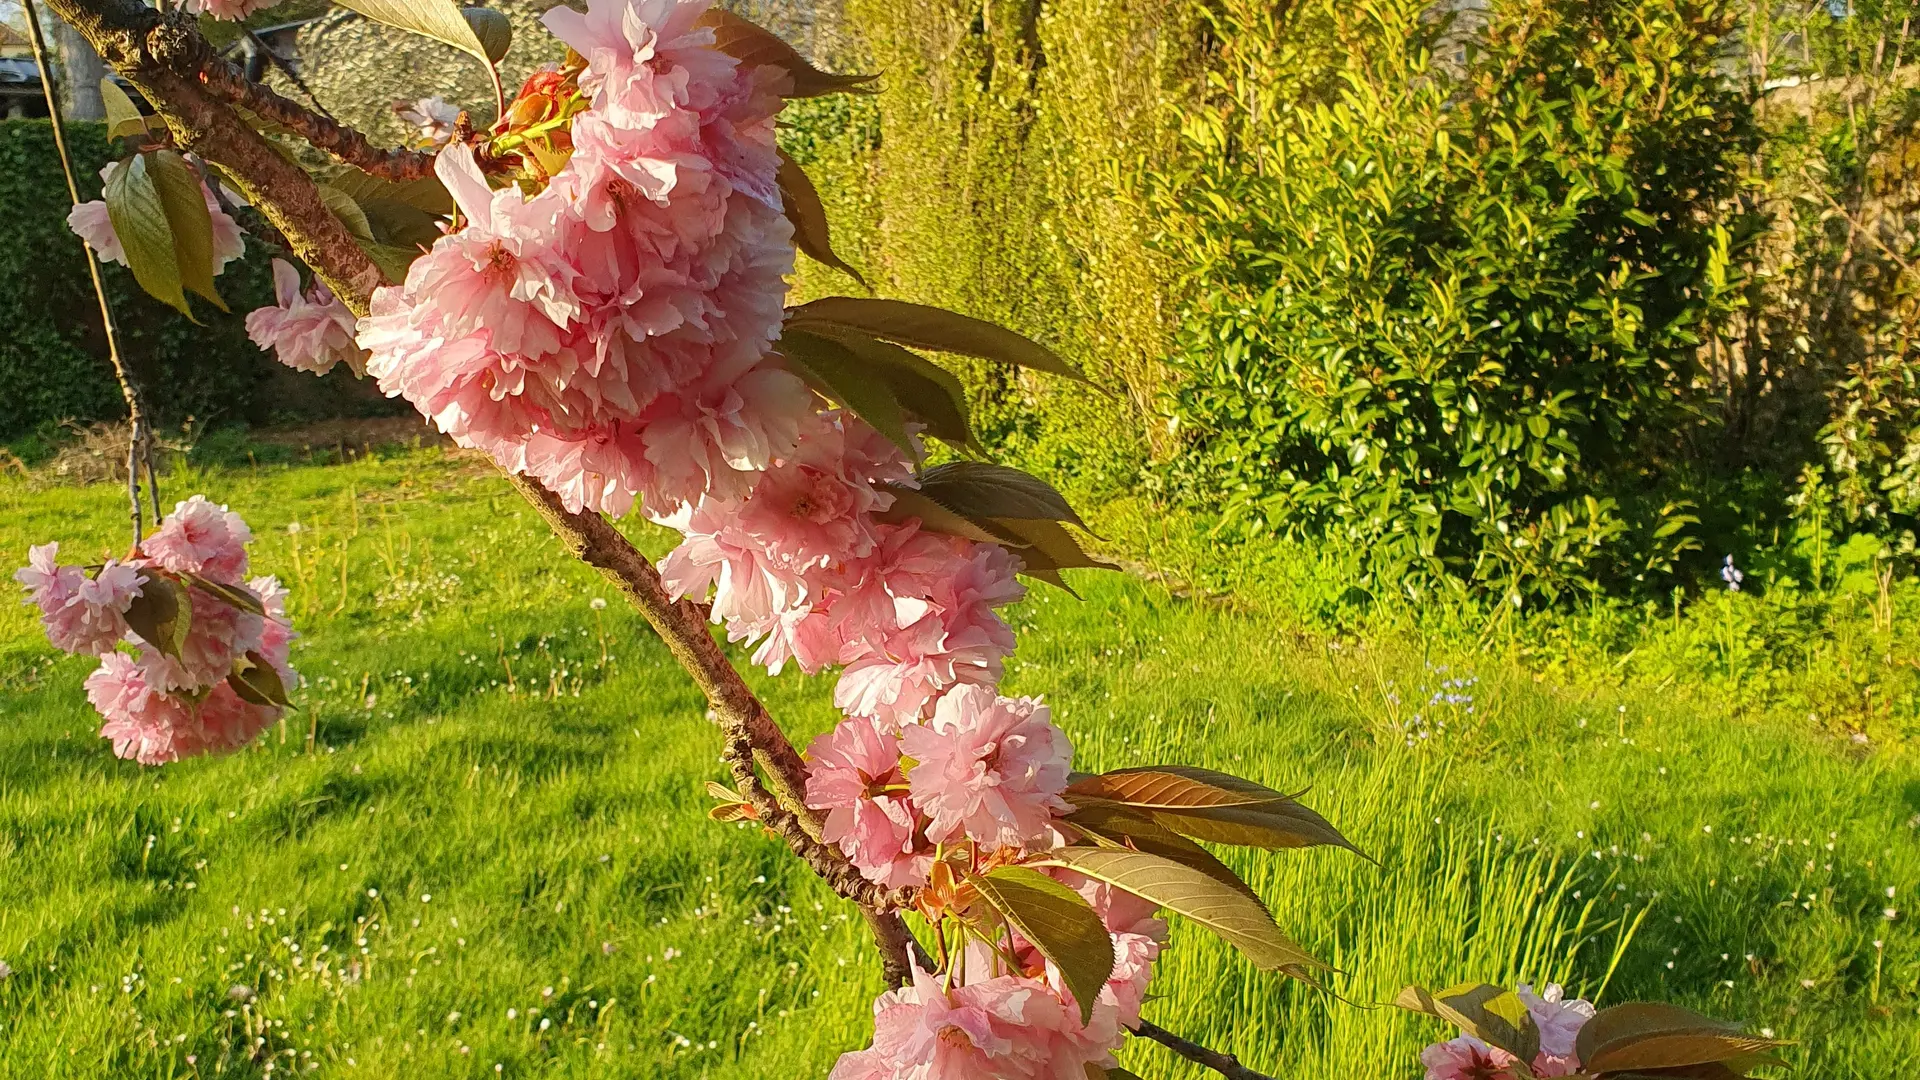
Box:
[590,598,607,610]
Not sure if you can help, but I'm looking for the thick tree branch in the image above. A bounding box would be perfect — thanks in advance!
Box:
[1133,1019,1278,1080]
[198,50,434,180]
[40,0,383,311]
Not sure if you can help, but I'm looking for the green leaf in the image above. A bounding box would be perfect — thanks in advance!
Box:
[966,866,1114,1024]
[1394,983,1541,1065]
[875,487,1018,545]
[786,297,1083,380]
[317,186,376,245]
[146,150,227,312]
[794,330,977,449]
[180,572,266,617]
[124,573,191,660]
[1575,1003,1787,1075]
[333,0,497,71]
[1033,847,1326,976]
[462,6,512,63]
[985,517,1115,594]
[777,329,913,458]
[104,152,189,317]
[99,78,149,140]
[360,242,427,289]
[914,460,1085,525]
[1064,795,1265,903]
[778,150,865,286]
[695,8,878,98]
[227,650,291,708]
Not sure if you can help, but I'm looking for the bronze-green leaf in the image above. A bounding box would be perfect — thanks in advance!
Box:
[99,78,149,140]
[462,6,512,63]
[1394,983,1541,1065]
[778,329,913,457]
[181,572,267,617]
[778,151,865,286]
[875,486,1022,545]
[1065,795,1265,903]
[1068,766,1296,810]
[104,152,189,316]
[318,185,377,245]
[785,297,1083,380]
[333,0,497,71]
[1576,1003,1787,1074]
[695,8,878,98]
[227,650,291,708]
[146,150,227,312]
[914,460,1085,525]
[124,573,191,660]
[800,330,977,449]
[1151,798,1368,859]
[967,866,1114,1024]
[1033,847,1325,975]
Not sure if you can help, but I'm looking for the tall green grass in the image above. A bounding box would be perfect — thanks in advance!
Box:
[0,453,1913,1077]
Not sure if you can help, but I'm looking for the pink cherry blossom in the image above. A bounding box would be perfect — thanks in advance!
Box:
[1421,1037,1520,1080]
[66,197,123,263]
[14,544,144,657]
[66,161,245,273]
[362,0,805,518]
[144,496,252,584]
[395,96,461,147]
[1518,983,1594,1075]
[901,685,1072,851]
[659,412,913,666]
[831,964,1073,1080]
[246,259,365,375]
[803,717,930,888]
[87,653,278,765]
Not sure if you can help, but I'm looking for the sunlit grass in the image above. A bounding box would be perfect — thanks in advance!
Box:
[0,450,1913,1078]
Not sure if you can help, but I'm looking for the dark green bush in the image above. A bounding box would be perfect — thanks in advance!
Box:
[1153,0,1755,601]
[0,119,392,441]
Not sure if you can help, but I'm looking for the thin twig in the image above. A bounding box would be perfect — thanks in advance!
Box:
[244,28,334,122]
[196,49,433,180]
[21,0,150,545]
[1133,1019,1279,1080]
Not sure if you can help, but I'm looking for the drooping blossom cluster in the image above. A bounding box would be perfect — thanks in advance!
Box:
[247,259,366,375]
[1420,984,1597,1080]
[357,0,805,518]
[15,497,296,766]
[67,160,246,273]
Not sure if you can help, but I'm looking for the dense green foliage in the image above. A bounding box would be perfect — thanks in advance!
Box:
[0,120,388,443]
[800,0,1920,600]
[1155,0,1752,600]
[1,452,1913,1077]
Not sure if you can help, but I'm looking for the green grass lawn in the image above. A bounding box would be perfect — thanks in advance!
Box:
[0,450,1914,1078]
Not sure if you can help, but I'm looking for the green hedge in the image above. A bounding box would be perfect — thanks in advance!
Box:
[0,119,391,442]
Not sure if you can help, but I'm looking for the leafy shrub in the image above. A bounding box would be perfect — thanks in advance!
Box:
[0,119,391,440]
[1151,0,1755,601]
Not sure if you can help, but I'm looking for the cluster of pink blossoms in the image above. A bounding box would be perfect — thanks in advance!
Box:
[67,160,246,275]
[357,0,805,518]
[267,0,1144,1070]
[1421,984,1597,1079]
[14,497,295,765]
[247,259,366,375]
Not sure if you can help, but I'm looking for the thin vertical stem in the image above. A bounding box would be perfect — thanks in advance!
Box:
[22,0,151,545]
